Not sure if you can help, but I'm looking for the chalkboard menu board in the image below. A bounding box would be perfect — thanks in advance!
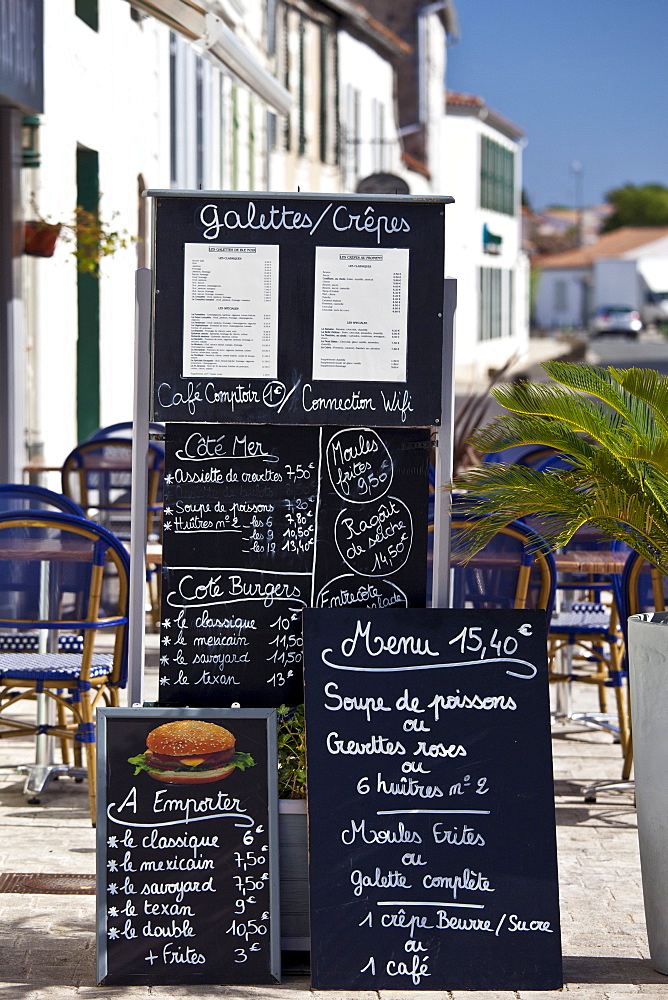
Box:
[149,192,450,427]
[96,708,279,987]
[302,608,562,991]
[158,423,431,708]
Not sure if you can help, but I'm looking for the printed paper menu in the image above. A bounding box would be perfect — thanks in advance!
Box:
[182,243,279,379]
[313,246,409,382]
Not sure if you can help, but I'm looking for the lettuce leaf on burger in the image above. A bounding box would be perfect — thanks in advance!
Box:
[129,720,255,784]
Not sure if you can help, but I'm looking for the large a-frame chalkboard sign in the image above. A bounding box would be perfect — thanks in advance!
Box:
[150,192,451,427]
[303,608,562,991]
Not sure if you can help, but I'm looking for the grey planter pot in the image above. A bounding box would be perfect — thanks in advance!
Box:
[279,798,309,951]
[628,612,668,974]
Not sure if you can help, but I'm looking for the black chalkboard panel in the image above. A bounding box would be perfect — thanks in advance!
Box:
[96,708,279,986]
[150,192,449,427]
[303,608,562,991]
[158,424,431,708]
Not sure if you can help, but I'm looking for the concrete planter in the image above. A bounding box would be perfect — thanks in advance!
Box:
[278,798,309,951]
[628,612,668,974]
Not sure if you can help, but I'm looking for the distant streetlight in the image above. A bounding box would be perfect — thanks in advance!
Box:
[571,161,584,247]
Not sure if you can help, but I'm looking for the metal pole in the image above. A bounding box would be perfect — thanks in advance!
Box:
[128,267,152,706]
[431,277,456,608]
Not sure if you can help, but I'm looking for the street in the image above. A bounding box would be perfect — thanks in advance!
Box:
[587,330,668,374]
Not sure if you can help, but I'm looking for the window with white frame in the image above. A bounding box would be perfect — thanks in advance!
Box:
[479,267,514,341]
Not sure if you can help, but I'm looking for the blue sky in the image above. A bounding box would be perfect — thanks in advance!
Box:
[447,0,668,210]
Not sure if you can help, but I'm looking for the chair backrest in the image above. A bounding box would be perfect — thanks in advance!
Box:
[618,550,668,631]
[482,445,560,468]
[531,451,579,473]
[0,511,130,688]
[0,484,86,518]
[61,437,164,540]
[450,511,557,624]
[86,421,165,441]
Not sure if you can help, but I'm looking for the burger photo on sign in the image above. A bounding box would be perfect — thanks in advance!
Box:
[128,720,255,784]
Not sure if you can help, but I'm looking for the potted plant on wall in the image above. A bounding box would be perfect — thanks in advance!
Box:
[277,704,309,953]
[23,203,134,274]
[448,359,668,972]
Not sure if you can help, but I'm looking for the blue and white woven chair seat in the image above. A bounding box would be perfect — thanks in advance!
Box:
[0,652,113,682]
[0,634,84,652]
[550,603,615,639]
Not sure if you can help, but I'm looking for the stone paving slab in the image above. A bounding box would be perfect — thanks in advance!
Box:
[1,640,667,998]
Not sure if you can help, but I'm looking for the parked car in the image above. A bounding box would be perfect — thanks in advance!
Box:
[589,305,643,339]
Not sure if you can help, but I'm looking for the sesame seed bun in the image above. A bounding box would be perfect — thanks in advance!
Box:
[146,720,235,757]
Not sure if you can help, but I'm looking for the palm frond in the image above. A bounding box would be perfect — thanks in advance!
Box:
[449,361,668,574]
[491,379,628,448]
[469,414,596,463]
[612,367,668,438]
[544,360,663,440]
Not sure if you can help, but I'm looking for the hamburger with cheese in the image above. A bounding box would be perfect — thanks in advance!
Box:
[128,720,254,784]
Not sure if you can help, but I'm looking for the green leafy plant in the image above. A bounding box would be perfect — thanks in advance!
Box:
[449,360,668,574]
[62,206,134,274]
[277,703,306,799]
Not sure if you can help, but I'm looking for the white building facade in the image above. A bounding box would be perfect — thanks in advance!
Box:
[8,0,460,479]
[441,92,528,385]
[533,228,668,330]
[19,0,408,474]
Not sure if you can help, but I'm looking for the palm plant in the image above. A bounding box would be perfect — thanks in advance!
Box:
[450,360,668,575]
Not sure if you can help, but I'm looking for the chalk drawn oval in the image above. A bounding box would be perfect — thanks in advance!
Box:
[334,496,413,577]
[316,574,408,610]
[326,427,392,503]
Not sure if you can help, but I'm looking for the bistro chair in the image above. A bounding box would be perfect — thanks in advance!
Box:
[450,509,557,621]
[85,421,165,442]
[62,438,163,627]
[615,552,668,781]
[0,511,130,823]
[61,437,164,541]
[483,445,566,469]
[0,485,87,653]
[0,484,86,518]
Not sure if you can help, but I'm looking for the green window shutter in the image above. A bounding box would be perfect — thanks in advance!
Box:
[333,30,340,165]
[319,24,327,163]
[232,83,239,190]
[480,136,515,216]
[76,0,98,31]
[298,14,306,156]
[76,148,100,440]
[282,4,291,151]
[249,98,255,190]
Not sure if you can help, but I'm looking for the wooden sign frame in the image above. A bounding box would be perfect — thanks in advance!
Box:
[148,191,451,428]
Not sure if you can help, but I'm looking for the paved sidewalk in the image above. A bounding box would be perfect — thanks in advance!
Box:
[0,639,666,998]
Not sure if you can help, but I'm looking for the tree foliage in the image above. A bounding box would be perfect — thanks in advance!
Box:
[449,361,668,575]
[602,183,668,231]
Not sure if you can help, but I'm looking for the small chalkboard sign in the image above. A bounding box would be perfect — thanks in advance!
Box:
[149,192,450,427]
[96,708,280,986]
[303,608,562,991]
[158,423,430,708]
